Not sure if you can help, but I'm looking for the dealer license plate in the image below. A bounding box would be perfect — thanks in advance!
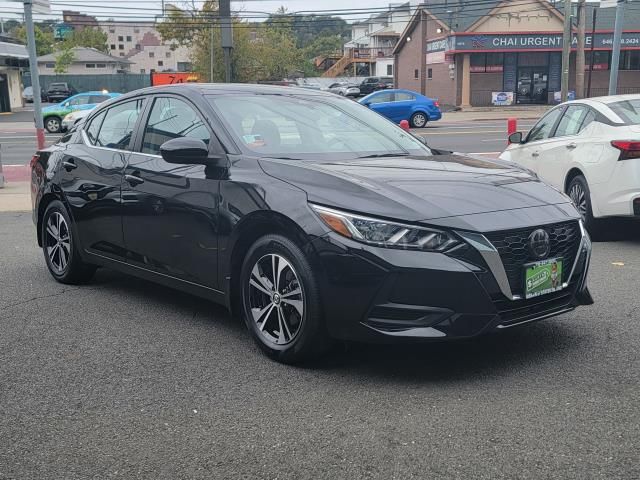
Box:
[524,258,564,299]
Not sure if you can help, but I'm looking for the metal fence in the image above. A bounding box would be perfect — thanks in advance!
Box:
[23,73,151,94]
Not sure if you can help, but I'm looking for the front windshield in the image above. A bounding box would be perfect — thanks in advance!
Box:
[206,93,431,160]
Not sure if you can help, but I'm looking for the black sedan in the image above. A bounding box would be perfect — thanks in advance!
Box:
[31,84,593,363]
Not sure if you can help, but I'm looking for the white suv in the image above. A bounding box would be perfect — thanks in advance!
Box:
[500,94,640,235]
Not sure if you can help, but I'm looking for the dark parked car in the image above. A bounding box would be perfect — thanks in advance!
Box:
[45,82,75,103]
[31,84,593,364]
[358,76,394,96]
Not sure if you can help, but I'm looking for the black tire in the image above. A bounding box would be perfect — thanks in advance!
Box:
[45,116,62,133]
[42,200,96,284]
[240,234,332,364]
[410,111,429,128]
[567,175,602,238]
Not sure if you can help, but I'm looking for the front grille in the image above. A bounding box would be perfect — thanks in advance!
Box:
[485,221,581,296]
[494,288,575,326]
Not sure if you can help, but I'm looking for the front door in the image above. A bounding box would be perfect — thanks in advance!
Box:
[121,95,221,289]
[516,68,549,104]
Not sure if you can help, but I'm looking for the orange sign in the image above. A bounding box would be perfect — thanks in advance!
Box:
[151,72,200,86]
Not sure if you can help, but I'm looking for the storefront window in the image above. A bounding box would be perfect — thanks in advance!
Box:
[585,51,610,70]
[471,53,504,73]
[620,51,640,71]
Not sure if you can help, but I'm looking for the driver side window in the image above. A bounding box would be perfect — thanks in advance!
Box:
[527,107,563,143]
[68,95,90,106]
[368,92,393,104]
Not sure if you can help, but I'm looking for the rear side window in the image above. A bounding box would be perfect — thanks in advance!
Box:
[553,105,587,137]
[85,110,106,145]
[394,92,415,102]
[608,99,640,125]
[580,109,597,131]
[95,99,144,150]
[527,107,562,142]
[141,97,210,156]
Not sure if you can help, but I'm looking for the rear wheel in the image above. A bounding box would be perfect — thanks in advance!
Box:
[240,234,332,364]
[567,175,602,237]
[410,111,428,128]
[45,116,61,133]
[42,201,96,284]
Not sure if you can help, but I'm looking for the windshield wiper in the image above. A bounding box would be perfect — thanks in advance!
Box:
[356,153,410,159]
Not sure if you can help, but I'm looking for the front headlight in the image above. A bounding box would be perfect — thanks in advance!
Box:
[311,204,460,251]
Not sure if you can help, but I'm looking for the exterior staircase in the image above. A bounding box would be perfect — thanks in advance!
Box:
[322,54,353,78]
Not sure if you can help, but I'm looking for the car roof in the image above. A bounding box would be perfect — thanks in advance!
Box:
[72,91,120,96]
[559,94,640,124]
[112,83,337,102]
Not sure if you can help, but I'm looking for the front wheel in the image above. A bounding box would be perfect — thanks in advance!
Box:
[42,200,96,284]
[45,116,61,133]
[240,234,332,364]
[410,111,428,128]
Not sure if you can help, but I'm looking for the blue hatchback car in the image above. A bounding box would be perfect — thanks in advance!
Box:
[359,89,442,128]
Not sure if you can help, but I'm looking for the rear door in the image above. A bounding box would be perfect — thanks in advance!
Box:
[389,91,416,122]
[121,94,222,289]
[60,98,145,261]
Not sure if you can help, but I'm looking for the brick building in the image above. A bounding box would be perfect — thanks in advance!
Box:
[393,0,640,108]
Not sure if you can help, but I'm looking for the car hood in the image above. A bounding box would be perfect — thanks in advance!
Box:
[259,153,572,222]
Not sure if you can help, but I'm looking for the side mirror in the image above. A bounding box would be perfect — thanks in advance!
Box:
[508,132,524,144]
[160,137,210,165]
[63,102,70,107]
[362,101,371,107]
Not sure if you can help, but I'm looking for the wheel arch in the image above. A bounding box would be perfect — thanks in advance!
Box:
[226,210,317,317]
[36,192,62,247]
[564,167,585,193]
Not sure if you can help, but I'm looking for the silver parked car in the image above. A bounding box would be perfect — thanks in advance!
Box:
[327,82,360,97]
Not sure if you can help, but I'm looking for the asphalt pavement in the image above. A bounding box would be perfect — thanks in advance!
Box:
[1,212,639,479]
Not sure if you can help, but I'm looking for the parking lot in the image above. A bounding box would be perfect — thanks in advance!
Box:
[1,210,639,479]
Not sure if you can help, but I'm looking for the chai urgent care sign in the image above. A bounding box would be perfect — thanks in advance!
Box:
[151,72,200,86]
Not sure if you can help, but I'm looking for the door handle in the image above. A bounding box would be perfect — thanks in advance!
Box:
[532,152,540,158]
[62,160,77,171]
[566,143,577,150]
[124,174,144,186]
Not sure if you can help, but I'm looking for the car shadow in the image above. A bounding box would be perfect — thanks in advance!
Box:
[88,267,588,383]
[303,320,586,382]
[592,218,640,242]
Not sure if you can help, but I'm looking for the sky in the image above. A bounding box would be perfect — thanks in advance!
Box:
[0,0,398,22]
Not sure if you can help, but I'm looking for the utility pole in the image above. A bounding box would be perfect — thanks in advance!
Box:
[587,7,597,98]
[575,0,586,98]
[560,0,572,102]
[24,1,45,150]
[609,0,626,95]
[210,25,214,82]
[219,0,233,83]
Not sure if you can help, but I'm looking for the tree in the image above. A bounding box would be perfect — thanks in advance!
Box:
[54,49,75,74]
[60,27,108,53]
[12,25,55,56]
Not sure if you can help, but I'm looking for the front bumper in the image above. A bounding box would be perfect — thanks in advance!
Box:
[311,222,592,343]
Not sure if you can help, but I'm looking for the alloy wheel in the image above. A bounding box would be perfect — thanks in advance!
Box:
[412,113,427,128]
[45,212,71,274]
[46,118,60,132]
[569,183,588,219]
[248,253,304,346]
